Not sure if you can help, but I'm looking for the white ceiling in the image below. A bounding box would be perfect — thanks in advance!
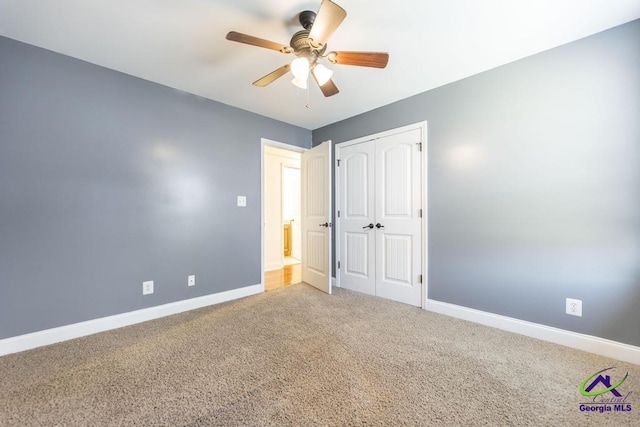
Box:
[1,0,639,130]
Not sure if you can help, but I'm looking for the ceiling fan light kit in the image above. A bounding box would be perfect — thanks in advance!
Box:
[225,0,389,98]
[313,64,333,86]
[291,76,308,90]
[291,57,310,79]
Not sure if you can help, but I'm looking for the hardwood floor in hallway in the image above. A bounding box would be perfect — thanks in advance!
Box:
[264,263,301,291]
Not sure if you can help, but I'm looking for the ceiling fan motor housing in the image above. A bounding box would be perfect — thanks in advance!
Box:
[290,29,327,61]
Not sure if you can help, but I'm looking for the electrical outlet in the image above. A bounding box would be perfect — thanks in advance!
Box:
[566,298,582,317]
[237,196,247,207]
[188,275,195,287]
[143,280,154,295]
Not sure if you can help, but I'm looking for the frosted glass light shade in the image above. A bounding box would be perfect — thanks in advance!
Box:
[291,76,307,89]
[291,58,310,79]
[313,64,333,86]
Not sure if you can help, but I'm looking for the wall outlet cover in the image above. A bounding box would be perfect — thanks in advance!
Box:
[566,298,582,317]
[237,196,247,207]
[188,275,195,287]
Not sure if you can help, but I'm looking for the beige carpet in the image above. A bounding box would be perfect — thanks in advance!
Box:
[0,283,638,426]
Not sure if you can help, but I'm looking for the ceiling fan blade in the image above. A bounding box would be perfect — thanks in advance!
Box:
[226,31,292,53]
[312,72,340,97]
[320,79,340,97]
[253,64,291,87]
[328,51,389,68]
[308,0,347,48]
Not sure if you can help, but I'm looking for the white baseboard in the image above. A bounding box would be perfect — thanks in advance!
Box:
[0,284,262,357]
[426,299,640,365]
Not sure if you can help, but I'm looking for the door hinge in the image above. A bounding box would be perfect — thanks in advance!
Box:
[337,159,341,166]
[337,210,340,218]
[418,274,423,284]
[416,142,422,152]
[338,261,341,269]
[419,209,422,218]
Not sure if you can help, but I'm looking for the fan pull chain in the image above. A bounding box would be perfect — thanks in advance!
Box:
[305,75,311,109]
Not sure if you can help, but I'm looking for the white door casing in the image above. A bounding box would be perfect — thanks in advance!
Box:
[302,141,332,294]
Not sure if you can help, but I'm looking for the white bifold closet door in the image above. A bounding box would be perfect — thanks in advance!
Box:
[339,128,422,306]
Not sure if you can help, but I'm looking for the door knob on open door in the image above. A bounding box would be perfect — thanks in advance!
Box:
[319,222,329,227]
[362,223,374,229]
[375,223,384,229]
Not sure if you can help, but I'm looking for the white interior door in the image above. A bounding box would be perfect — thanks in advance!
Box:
[337,127,423,306]
[338,142,375,295]
[374,129,422,306]
[301,141,332,294]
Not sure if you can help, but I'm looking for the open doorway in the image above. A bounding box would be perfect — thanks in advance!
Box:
[262,141,303,291]
[282,166,301,264]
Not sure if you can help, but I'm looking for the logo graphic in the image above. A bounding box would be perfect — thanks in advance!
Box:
[580,367,628,397]
[578,367,633,414]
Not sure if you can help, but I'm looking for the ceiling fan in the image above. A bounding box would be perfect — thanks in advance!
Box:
[226,0,389,97]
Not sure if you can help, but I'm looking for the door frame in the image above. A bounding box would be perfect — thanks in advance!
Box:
[334,121,428,308]
[260,138,307,292]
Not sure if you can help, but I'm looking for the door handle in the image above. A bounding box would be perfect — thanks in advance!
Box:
[319,222,329,227]
[362,223,374,229]
[375,223,384,229]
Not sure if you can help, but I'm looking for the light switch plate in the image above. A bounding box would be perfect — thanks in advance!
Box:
[143,280,154,295]
[237,196,247,207]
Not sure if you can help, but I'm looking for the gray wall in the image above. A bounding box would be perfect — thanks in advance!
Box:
[314,20,640,347]
[0,37,311,339]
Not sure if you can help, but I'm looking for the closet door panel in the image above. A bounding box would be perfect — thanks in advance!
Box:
[375,129,422,306]
[338,142,375,295]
